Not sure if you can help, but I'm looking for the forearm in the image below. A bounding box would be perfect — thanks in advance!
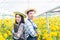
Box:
[28,27,37,37]
[17,27,23,37]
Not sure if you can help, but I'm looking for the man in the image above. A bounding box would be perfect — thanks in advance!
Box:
[25,9,37,40]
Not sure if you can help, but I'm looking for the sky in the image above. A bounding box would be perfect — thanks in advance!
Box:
[0,0,60,17]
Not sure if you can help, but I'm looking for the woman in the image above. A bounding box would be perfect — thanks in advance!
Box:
[12,12,26,40]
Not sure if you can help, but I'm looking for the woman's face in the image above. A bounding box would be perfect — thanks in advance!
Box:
[15,14,21,23]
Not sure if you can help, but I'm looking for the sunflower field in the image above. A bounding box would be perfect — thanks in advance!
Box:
[0,18,14,40]
[0,12,60,40]
[33,13,60,40]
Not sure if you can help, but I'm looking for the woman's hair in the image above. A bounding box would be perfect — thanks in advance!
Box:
[15,14,25,24]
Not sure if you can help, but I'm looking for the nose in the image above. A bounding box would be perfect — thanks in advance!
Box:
[16,18,19,20]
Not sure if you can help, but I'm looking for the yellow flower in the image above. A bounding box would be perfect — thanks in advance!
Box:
[42,30,48,33]
[4,18,13,27]
[7,30,11,36]
[43,33,48,39]
[0,32,5,40]
[57,27,60,31]
[41,21,46,25]
[0,19,2,26]
[3,33,8,38]
[0,35,5,40]
[58,32,60,38]
[50,24,57,31]
[0,32,2,35]
[36,29,41,34]
[46,37,52,40]
[49,32,57,37]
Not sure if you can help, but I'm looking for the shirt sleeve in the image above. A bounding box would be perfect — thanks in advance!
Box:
[25,21,37,37]
[17,24,24,37]
[33,22,37,29]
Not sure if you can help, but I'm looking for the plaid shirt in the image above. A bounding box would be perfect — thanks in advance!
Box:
[12,23,24,39]
[24,19,37,38]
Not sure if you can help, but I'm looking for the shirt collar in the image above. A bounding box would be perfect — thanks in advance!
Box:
[27,17,33,22]
[28,18,33,22]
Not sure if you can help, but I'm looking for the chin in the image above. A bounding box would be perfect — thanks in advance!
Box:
[17,21,19,23]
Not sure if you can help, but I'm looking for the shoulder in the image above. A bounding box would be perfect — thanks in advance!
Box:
[19,23,24,28]
[25,19,30,24]
[25,19,32,27]
[20,23,24,26]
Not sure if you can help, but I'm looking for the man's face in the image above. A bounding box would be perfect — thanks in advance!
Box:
[27,11,35,19]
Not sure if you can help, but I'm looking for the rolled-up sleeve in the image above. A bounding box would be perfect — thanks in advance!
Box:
[17,24,24,37]
[25,21,37,37]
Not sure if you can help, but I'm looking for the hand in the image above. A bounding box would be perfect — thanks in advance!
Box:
[36,29,41,34]
[13,33,20,38]
[35,34,38,37]
[13,33,17,37]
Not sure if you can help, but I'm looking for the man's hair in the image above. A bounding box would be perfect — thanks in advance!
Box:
[26,9,36,15]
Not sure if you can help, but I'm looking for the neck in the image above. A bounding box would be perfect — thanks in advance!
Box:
[27,16,33,20]
[17,22,21,24]
[28,18,33,20]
